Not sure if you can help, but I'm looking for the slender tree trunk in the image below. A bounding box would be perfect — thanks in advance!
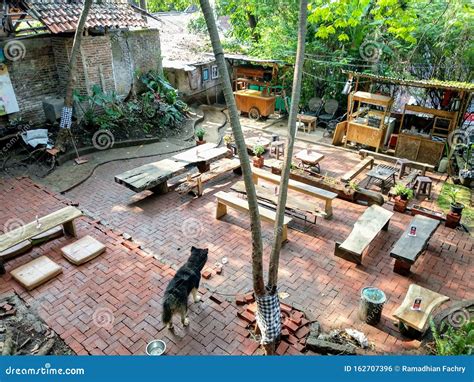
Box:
[199,0,265,296]
[63,0,93,113]
[268,0,308,289]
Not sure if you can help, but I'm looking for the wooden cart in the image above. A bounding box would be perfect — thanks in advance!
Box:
[234,89,276,120]
[345,91,394,152]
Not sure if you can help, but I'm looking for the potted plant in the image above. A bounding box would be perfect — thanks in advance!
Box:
[195,127,206,145]
[393,183,414,213]
[447,188,464,215]
[253,144,265,168]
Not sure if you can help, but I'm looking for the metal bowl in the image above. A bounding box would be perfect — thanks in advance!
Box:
[146,340,166,356]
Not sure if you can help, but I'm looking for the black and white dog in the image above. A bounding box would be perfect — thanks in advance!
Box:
[162,246,208,329]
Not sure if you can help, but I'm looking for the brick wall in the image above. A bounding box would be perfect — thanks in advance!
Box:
[2,28,162,127]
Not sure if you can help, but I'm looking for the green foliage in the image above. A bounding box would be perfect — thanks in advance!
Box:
[446,187,461,205]
[147,0,195,12]
[74,72,188,140]
[393,183,414,200]
[253,144,265,156]
[430,320,474,355]
[195,127,206,140]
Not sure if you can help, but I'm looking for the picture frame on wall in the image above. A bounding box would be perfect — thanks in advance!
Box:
[211,65,218,79]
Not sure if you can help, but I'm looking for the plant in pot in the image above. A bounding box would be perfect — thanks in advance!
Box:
[393,183,414,213]
[195,127,206,145]
[447,188,464,215]
[252,144,265,168]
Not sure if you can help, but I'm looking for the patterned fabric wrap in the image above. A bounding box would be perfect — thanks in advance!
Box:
[59,106,73,129]
[255,293,281,344]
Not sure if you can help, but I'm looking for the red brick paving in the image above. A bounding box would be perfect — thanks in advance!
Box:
[0,142,472,355]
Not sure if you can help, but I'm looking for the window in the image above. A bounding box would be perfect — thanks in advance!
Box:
[202,68,209,82]
[211,65,218,79]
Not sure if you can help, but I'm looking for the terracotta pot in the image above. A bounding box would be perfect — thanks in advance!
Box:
[445,212,461,229]
[253,156,264,168]
[393,196,408,213]
[196,139,206,146]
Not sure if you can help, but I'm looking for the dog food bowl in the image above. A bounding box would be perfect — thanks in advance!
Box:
[146,340,166,355]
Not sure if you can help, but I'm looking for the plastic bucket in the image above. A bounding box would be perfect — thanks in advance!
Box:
[358,287,386,325]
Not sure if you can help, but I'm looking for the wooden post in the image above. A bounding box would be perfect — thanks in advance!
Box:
[215,201,227,219]
[63,221,77,237]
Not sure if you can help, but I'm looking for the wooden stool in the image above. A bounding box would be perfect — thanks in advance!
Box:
[396,158,411,178]
[415,176,432,199]
[270,141,285,160]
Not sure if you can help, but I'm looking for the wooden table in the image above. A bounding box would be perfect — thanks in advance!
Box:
[115,144,230,193]
[366,164,396,192]
[390,215,440,275]
[297,114,317,132]
[295,149,324,173]
[245,137,271,152]
[393,284,449,335]
[335,205,393,264]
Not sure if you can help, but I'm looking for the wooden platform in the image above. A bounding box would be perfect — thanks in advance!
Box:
[335,205,393,264]
[251,167,337,218]
[393,284,449,333]
[390,215,440,275]
[341,156,374,183]
[215,191,292,244]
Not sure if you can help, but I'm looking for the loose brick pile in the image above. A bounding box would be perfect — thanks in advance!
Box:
[236,292,314,354]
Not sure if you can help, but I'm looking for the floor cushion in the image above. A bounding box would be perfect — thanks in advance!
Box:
[11,256,62,291]
[61,235,106,265]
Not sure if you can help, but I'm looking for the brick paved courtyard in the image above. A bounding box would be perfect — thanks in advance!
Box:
[0,140,472,355]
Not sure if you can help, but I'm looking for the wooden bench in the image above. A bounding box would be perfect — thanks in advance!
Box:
[334,205,393,264]
[390,215,440,275]
[0,206,82,274]
[393,284,449,336]
[231,181,326,228]
[359,149,435,175]
[175,158,241,196]
[215,191,292,244]
[251,167,337,218]
[341,156,374,183]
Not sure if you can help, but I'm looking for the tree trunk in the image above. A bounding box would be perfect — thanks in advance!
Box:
[268,0,308,289]
[199,0,265,296]
[59,0,93,130]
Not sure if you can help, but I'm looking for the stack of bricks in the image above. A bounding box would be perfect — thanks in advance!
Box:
[235,292,311,355]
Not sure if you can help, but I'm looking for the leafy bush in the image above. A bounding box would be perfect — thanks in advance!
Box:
[73,72,188,142]
[430,320,474,355]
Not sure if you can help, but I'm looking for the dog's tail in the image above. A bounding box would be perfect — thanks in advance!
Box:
[162,297,173,326]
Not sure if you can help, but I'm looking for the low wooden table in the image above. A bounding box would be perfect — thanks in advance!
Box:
[297,114,317,132]
[390,215,440,275]
[393,284,449,335]
[366,164,397,192]
[295,149,324,173]
[246,137,271,152]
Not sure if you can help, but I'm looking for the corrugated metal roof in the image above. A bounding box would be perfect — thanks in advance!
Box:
[24,0,146,34]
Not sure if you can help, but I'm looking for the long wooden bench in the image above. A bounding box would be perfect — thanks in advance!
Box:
[359,149,435,175]
[0,206,82,274]
[390,215,440,275]
[215,191,292,244]
[251,167,337,218]
[175,158,241,196]
[231,181,326,228]
[334,205,393,264]
[341,156,374,183]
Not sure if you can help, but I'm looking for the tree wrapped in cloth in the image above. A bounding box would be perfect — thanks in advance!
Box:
[199,0,308,354]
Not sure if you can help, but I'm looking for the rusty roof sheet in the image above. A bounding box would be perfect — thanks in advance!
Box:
[24,0,146,34]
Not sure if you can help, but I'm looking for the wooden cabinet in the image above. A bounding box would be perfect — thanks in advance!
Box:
[395,134,444,166]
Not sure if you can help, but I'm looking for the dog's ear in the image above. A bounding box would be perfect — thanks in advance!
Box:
[202,248,209,255]
[191,246,196,251]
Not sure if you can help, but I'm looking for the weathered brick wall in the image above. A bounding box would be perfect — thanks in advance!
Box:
[2,28,162,127]
[3,37,60,126]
